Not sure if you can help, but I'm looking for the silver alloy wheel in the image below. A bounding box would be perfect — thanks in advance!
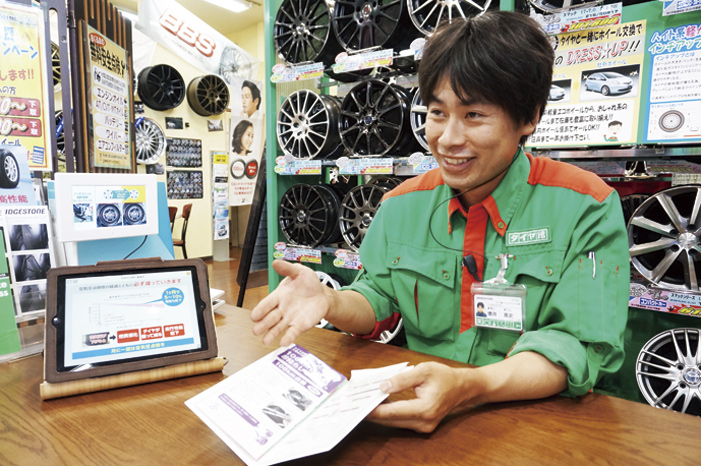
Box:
[219,46,254,83]
[277,90,343,160]
[339,183,389,251]
[636,328,701,416]
[51,42,61,91]
[628,185,701,291]
[410,90,430,152]
[135,118,166,165]
[407,0,492,36]
[339,80,413,157]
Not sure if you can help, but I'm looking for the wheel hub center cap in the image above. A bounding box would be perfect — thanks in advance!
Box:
[361,214,372,227]
[361,4,372,17]
[363,115,374,125]
[683,368,701,386]
[678,232,697,249]
[296,211,307,223]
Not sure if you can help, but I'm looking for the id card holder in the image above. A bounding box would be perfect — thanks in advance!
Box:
[471,254,527,332]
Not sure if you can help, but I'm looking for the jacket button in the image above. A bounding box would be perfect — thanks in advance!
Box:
[497,222,505,229]
[545,266,553,276]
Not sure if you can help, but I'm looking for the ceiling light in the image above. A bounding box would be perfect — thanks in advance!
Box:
[203,0,252,13]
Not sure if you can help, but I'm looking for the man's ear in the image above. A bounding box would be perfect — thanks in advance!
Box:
[254,97,261,110]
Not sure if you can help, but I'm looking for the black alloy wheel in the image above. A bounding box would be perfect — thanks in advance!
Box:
[339,79,414,157]
[137,65,186,111]
[186,75,230,116]
[279,183,342,247]
[274,0,342,64]
[339,183,388,251]
[277,90,343,160]
[332,0,414,52]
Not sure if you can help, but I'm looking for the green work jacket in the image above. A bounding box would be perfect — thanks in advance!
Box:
[345,150,629,397]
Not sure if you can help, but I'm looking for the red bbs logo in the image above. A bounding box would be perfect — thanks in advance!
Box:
[158,8,216,58]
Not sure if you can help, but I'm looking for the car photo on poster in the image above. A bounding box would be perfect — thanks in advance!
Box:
[580,65,640,100]
[547,79,571,103]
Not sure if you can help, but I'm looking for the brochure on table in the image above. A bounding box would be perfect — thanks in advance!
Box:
[186,344,410,466]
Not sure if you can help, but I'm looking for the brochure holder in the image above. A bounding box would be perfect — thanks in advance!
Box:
[41,258,224,400]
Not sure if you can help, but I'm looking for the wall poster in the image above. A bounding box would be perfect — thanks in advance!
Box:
[528,20,647,148]
[644,23,701,143]
[86,25,132,170]
[0,1,51,171]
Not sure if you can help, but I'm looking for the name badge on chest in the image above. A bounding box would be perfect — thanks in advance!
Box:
[471,254,527,332]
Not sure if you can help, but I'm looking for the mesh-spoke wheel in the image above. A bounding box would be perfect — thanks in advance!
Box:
[410,90,429,152]
[135,118,166,165]
[636,328,701,416]
[278,90,343,160]
[628,185,701,291]
[51,42,61,91]
[186,75,230,116]
[339,80,413,157]
[274,0,341,64]
[137,65,185,111]
[332,0,413,52]
[279,183,341,247]
[408,0,492,36]
[339,183,388,251]
[219,46,253,83]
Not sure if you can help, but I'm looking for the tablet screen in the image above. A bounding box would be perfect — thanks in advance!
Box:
[56,266,208,372]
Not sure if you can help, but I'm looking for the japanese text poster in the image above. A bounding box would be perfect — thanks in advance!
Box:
[0,2,51,170]
[86,25,132,170]
[529,20,647,147]
[644,23,701,143]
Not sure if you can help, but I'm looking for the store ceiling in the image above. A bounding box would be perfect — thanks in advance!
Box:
[112,0,264,36]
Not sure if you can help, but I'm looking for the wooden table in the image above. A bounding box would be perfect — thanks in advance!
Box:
[1,304,698,465]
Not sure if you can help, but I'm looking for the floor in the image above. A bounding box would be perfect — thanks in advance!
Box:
[203,247,270,310]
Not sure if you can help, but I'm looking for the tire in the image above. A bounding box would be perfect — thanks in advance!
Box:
[123,203,146,225]
[137,65,185,111]
[186,75,230,116]
[601,86,610,96]
[0,150,20,189]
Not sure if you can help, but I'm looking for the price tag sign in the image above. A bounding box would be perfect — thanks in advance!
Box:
[273,243,323,264]
[413,155,438,174]
[332,49,393,74]
[337,158,393,175]
[333,249,363,270]
[274,156,322,175]
[271,62,325,83]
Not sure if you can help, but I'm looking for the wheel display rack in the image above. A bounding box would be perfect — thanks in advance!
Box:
[265,0,701,403]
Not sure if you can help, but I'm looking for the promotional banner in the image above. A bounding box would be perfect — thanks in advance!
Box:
[86,25,132,170]
[212,150,229,240]
[136,0,259,84]
[229,114,264,206]
[528,20,646,148]
[0,2,51,171]
[644,23,701,143]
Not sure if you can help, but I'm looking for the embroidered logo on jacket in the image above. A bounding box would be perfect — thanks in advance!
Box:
[506,228,551,246]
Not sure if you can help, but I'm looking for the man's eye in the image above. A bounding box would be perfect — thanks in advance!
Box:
[466,112,482,119]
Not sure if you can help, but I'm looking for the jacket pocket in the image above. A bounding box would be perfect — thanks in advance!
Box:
[386,241,459,341]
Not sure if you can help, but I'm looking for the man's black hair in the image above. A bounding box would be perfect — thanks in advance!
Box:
[242,80,261,110]
[418,11,554,137]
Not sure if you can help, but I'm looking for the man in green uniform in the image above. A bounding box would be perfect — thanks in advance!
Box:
[252,11,629,433]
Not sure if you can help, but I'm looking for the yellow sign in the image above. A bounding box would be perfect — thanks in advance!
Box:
[87,25,131,169]
[0,3,51,171]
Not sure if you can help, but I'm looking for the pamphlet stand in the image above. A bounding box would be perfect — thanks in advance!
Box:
[40,356,226,400]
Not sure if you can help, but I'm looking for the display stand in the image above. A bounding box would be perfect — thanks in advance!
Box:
[236,153,267,307]
[40,356,226,400]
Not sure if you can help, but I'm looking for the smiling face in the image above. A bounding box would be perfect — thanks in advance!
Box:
[425,76,537,207]
[241,125,254,152]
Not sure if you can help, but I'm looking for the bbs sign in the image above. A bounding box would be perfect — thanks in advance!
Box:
[137,0,259,83]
